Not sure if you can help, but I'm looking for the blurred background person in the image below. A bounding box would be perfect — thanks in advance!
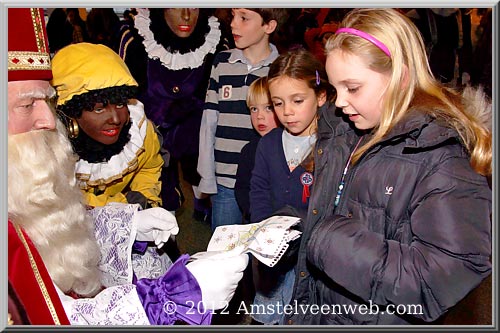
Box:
[120,8,230,221]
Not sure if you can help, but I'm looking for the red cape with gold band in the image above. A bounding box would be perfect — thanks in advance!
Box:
[8,220,70,325]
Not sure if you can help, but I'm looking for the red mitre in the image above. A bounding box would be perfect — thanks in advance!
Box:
[8,8,52,82]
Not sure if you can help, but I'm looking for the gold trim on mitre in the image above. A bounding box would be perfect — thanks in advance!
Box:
[30,8,48,53]
[8,8,51,72]
[8,51,51,71]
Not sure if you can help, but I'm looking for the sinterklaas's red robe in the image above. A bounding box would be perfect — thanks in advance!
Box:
[8,221,70,325]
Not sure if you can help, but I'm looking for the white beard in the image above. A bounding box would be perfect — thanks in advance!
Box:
[8,120,102,296]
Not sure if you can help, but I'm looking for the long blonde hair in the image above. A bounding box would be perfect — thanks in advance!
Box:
[8,120,102,296]
[325,8,491,176]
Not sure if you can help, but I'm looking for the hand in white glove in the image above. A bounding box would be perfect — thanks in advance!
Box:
[134,207,179,249]
[186,247,249,310]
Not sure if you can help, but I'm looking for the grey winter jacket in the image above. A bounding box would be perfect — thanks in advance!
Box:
[285,102,492,325]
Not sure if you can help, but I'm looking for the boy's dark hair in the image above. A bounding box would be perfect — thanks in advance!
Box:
[246,8,289,32]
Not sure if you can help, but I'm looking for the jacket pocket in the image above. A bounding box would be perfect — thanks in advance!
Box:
[348,200,386,235]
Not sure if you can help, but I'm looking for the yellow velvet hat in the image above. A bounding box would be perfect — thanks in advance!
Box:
[51,43,137,106]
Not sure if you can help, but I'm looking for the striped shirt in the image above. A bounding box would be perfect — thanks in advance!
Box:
[198,45,279,192]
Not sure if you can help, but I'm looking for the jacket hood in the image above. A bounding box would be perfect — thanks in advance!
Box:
[461,85,492,132]
[385,86,492,149]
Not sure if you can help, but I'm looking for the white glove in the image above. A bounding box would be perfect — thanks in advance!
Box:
[133,207,179,249]
[186,247,249,310]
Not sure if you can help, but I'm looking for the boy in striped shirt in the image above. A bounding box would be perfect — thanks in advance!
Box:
[198,8,288,231]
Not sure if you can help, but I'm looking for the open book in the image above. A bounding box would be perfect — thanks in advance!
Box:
[206,216,301,267]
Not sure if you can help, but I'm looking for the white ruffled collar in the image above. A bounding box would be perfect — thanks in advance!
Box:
[75,100,148,186]
[135,8,222,70]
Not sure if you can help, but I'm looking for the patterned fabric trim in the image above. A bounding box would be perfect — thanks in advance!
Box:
[8,51,51,71]
[13,224,62,325]
[30,8,48,53]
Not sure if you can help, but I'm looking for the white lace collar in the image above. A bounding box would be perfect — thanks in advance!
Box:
[135,8,221,70]
[75,100,148,186]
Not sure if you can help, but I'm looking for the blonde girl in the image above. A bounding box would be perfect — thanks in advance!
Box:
[287,8,492,325]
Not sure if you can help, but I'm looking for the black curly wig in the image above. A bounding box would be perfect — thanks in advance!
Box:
[57,85,138,119]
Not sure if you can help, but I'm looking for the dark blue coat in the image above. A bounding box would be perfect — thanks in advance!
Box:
[235,136,260,222]
[250,128,312,223]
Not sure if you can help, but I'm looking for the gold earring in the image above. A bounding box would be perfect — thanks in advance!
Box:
[67,118,79,138]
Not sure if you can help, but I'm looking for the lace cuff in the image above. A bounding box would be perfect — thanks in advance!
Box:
[89,203,140,287]
[56,283,150,325]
